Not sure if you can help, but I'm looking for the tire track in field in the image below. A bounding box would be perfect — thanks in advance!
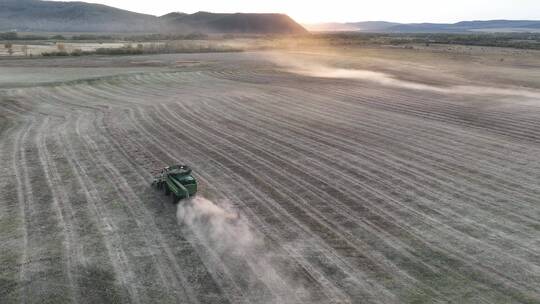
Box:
[126,107,358,303]
[217,92,540,240]
[12,115,74,303]
[95,73,540,224]
[79,110,203,303]
[58,112,140,303]
[156,99,531,302]
[99,110,241,304]
[200,91,540,290]
[247,94,540,249]
[324,84,540,142]
[101,69,540,302]
[211,67,540,144]
[126,108,301,304]
[111,104,321,303]
[198,97,540,300]
[75,83,240,303]
[0,117,26,301]
[13,116,34,304]
[219,89,540,225]
[35,117,79,301]
[139,104,400,302]
[149,75,540,300]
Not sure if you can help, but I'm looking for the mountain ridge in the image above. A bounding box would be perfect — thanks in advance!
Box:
[0,0,307,34]
[305,20,540,33]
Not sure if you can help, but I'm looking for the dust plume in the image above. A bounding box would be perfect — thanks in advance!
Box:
[177,197,257,252]
[177,197,316,304]
[267,53,540,99]
[270,55,439,92]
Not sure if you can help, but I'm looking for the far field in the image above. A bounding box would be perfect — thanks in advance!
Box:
[1,45,539,303]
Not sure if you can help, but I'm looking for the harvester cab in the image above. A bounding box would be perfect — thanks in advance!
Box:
[153,165,198,203]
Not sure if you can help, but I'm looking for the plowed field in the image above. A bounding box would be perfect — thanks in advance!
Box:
[1,49,539,304]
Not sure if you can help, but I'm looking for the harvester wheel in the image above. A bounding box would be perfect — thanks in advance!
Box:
[165,186,170,196]
[172,194,178,204]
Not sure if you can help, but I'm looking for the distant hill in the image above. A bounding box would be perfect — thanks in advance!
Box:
[0,0,160,32]
[0,0,307,34]
[161,11,307,34]
[305,20,540,33]
[387,20,540,33]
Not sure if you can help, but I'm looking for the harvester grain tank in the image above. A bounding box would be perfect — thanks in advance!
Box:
[153,165,198,202]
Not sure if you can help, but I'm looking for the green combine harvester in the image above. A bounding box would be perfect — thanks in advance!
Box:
[152,165,198,203]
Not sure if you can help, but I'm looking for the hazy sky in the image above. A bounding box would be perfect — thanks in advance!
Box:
[51,0,540,23]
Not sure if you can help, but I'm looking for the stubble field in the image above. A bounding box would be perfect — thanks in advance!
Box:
[1,47,539,304]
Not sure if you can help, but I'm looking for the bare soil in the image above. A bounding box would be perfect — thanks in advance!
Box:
[1,46,539,303]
